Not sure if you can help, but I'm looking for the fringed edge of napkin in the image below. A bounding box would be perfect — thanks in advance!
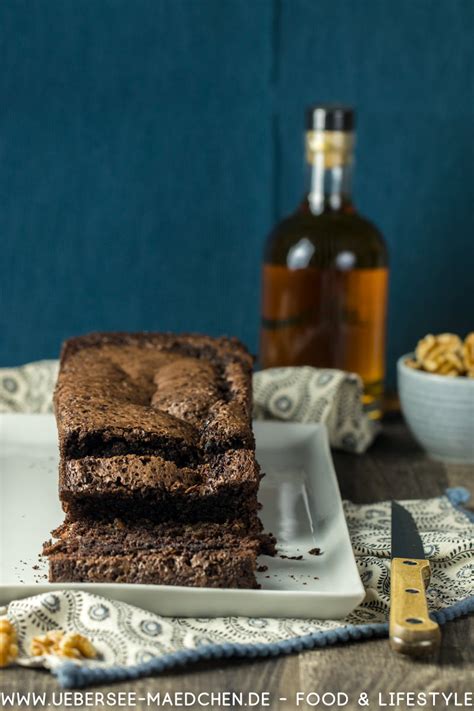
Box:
[55,599,474,689]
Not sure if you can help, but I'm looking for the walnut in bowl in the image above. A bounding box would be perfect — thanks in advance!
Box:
[405,332,473,377]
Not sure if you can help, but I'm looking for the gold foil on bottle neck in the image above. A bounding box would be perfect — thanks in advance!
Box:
[305,130,354,168]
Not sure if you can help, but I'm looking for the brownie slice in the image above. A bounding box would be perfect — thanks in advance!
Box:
[43,518,275,589]
[54,332,254,463]
[60,449,261,522]
[54,332,259,523]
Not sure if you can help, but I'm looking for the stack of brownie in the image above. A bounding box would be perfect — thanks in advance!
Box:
[43,333,274,588]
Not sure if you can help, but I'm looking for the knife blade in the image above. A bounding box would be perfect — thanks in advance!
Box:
[389,501,441,656]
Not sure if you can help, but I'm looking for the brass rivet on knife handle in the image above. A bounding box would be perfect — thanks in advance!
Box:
[389,558,441,656]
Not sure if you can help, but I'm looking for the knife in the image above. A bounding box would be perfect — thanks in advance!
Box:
[390,501,441,656]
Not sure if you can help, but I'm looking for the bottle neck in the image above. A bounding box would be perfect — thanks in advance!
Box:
[303,130,354,215]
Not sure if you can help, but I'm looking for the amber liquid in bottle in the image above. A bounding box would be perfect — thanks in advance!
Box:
[260,109,389,418]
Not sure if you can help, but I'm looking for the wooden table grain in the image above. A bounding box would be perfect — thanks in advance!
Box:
[1,420,472,711]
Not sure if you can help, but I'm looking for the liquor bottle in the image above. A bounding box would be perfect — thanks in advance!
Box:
[260,106,389,419]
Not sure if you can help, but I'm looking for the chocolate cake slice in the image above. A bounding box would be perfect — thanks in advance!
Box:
[55,332,254,461]
[54,332,259,522]
[60,449,261,522]
[43,518,276,589]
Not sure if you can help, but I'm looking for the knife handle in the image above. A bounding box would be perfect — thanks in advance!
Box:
[389,557,441,656]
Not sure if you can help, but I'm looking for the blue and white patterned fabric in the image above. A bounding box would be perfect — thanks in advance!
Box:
[1,489,472,688]
[253,366,378,452]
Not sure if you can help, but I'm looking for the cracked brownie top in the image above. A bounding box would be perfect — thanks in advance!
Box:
[54,332,255,462]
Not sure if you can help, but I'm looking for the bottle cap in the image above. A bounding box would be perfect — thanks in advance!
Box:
[306,105,355,132]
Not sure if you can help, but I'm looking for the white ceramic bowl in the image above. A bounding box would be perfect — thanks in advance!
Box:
[397,354,474,464]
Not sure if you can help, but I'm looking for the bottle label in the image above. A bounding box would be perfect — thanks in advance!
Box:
[260,265,389,385]
[305,130,354,168]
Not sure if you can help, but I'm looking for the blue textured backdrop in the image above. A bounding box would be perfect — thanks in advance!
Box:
[1,0,473,385]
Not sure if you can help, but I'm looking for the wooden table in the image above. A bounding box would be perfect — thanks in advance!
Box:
[2,420,472,710]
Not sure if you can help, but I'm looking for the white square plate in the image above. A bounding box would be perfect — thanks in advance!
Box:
[0,415,364,618]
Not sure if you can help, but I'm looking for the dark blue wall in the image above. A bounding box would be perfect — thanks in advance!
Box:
[1,0,473,385]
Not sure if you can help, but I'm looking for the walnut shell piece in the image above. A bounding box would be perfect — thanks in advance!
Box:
[0,618,19,668]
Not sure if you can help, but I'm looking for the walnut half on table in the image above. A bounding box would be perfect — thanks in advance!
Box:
[30,630,97,660]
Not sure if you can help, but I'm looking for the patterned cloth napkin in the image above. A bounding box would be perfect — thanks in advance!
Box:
[0,359,377,452]
[1,490,473,688]
[253,366,378,452]
[0,360,472,688]
[0,359,59,414]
